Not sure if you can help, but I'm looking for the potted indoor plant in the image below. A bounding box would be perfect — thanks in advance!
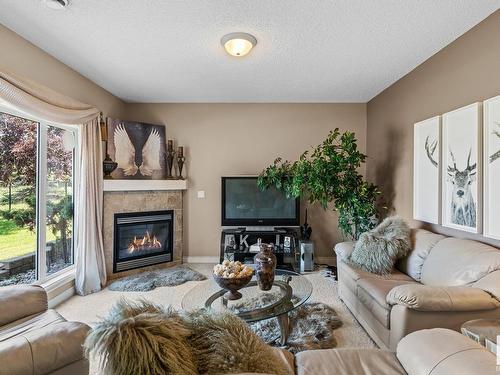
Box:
[258,128,381,240]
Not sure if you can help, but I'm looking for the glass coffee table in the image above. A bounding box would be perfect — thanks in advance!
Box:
[182,269,313,345]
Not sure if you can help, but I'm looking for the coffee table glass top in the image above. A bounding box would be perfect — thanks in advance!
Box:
[182,269,313,323]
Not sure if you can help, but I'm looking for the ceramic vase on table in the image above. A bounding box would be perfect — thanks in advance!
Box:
[254,242,276,291]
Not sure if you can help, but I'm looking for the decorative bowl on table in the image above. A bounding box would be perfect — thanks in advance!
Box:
[213,261,254,301]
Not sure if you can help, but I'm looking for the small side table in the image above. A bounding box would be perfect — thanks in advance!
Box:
[461,319,500,355]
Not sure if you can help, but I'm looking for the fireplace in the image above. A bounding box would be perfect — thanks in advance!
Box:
[113,210,173,272]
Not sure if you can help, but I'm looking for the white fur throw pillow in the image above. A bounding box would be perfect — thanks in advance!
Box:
[348,216,411,275]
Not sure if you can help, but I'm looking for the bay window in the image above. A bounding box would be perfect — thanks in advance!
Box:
[0,107,78,285]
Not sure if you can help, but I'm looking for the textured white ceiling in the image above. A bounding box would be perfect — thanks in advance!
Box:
[0,1,499,103]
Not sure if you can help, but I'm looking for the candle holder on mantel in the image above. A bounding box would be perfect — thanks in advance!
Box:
[176,146,186,180]
[165,140,176,179]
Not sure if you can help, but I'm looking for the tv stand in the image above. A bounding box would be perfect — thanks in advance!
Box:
[220,227,299,271]
[244,226,275,232]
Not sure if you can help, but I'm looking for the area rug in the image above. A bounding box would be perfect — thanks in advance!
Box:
[108,265,206,292]
[230,293,342,353]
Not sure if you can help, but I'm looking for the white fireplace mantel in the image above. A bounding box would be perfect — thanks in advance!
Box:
[103,179,188,192]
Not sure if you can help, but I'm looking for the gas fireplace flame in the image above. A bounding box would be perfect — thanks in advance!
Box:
[127,231,162,253]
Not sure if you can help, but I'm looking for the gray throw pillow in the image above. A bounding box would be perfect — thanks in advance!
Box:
[349,216,411,275]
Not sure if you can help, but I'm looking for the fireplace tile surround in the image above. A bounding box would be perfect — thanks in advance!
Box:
[103,190,183,280]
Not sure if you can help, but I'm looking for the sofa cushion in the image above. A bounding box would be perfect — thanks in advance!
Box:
[396,229,445,281]
[339,260,413,284]
[0,309,89,375]
[27,321,89,375]
[420,237,500,287]
[0,309,66,342]
[0,335,34,375]
[338,260,413,296]
[296,348,405,375]
[357,278,418,328]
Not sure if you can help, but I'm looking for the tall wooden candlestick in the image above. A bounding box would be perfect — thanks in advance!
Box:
[177,146,186,180]
[165,140,175,179]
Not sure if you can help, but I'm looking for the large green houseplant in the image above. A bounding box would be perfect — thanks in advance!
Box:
[258,128,381,240]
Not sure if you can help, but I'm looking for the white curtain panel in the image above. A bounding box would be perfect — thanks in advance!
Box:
[0,69,107,295]
[75,118,107,295]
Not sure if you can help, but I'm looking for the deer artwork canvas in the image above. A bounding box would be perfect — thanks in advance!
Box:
[483,95,500,240]
[107,119,167,180]
[413,116,441,224]
[441,103,482,233]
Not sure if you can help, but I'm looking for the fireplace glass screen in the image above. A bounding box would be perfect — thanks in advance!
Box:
[113,210,173,272]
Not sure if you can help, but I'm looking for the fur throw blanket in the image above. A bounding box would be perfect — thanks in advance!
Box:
[349,216,411,275]
[84,299,291,375]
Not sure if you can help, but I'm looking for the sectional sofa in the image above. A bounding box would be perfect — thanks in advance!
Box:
[335,228,500,350]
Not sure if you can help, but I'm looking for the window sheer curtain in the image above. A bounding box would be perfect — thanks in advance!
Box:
[0,69,107,295]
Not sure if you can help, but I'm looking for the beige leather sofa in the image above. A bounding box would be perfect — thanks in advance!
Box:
[335,228,500,350]
[239,328,498,374]
[0,285,90,375]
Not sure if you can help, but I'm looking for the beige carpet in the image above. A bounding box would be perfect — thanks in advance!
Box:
[56,264,375,372]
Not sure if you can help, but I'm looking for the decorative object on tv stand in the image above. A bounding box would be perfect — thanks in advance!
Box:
[254,240,277,291]
[212,260,254,300]
[165,139,175,179]
[483,95,500,240]
[441,103,481,233]
[107,118,167,179]
[258,128,381,240]
[176,146,186,180]
[100,113,118,179]
[413,116,441,224]
[300,209,312,240]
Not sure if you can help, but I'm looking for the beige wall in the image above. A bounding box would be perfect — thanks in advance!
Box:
[124,103,367,259]
[367,10,500,248]
[0,24,124,117]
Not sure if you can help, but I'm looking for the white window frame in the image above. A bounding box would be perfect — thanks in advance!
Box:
[0,104,79,284]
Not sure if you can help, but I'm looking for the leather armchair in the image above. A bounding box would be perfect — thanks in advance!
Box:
[0,285,90,375]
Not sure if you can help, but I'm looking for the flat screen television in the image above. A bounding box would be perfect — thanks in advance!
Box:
[221,176,300,227]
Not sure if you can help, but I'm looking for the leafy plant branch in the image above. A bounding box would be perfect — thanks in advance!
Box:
[257,128,381,240]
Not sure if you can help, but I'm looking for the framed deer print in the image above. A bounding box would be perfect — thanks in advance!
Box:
[441,103,482,233]
[413,116,441,224]
[483,95,500,240]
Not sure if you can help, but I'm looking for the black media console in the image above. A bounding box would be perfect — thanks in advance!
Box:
[220,227,300,271]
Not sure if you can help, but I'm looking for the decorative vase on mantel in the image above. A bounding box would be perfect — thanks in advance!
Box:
[103,154,118,179]
[254,240,277,291]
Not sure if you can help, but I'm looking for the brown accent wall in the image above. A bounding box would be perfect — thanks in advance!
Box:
[0,24,124,117]
[367,10,500,247]
[123,103,367,259]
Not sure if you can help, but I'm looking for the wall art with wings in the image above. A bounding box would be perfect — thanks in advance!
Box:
[107,119,166,179]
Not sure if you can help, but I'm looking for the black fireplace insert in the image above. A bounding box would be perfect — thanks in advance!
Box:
[113,210,173,272]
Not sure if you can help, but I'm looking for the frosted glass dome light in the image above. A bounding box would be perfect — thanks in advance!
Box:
[221,33,257,57]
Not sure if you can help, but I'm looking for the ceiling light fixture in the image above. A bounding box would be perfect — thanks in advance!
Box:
[221,32,257,57]
[43,0,69,10]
